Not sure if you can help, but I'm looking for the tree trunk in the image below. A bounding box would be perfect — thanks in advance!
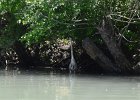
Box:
[97,20,132,73]
[82,38,121,73]
[12,41,32,69]
[133,62,140,74]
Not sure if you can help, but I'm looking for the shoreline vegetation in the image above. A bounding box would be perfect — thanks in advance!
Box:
[0,0,140,75]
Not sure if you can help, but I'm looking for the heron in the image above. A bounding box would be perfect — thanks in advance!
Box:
[69,38,77,74]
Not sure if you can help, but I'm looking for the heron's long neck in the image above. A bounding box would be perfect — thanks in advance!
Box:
[70,39,74,59]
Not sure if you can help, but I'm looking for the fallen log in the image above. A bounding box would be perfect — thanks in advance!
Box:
[97,19,132,73]
[82,37,121,73]
[133,62,140,74]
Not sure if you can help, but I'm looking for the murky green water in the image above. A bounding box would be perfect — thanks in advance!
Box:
[0,71,140,100]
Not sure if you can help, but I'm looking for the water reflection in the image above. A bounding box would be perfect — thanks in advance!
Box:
[0,71,140,100]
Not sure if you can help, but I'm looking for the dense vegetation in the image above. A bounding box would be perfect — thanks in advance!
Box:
[0,0,140,74]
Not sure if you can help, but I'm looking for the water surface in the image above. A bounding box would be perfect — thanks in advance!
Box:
[0,71,140,100]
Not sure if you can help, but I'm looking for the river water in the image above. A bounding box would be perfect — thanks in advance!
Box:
[0,71,140,100]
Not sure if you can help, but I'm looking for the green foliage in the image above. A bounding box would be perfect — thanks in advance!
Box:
[0,0,27,48]
[0,0,140,50]
[20,0,105,44]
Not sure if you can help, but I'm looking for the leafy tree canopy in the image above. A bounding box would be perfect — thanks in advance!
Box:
[0,0,139,47]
